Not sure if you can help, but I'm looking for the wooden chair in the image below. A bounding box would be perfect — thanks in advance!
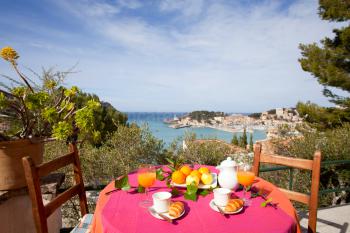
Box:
[252,143,321,233]
[22,143,93,233]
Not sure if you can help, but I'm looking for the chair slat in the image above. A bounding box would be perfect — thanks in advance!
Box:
[22,143,90,233]
[279,188,310,205]
[37,152,75,177]
[253,143,321,233]
[45,184,80,218]
[260,154,313,170]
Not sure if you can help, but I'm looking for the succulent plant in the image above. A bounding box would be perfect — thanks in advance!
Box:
[0,46,101,142]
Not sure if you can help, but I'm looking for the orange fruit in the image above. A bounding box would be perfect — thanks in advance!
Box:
[190,170,202,181]
[186,175,200,186]
[201,172,213,185]
[198,167,210,175]
[172,171,186,184]
[180,165,192,176]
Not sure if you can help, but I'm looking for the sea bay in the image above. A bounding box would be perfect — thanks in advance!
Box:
[127,112,267,145]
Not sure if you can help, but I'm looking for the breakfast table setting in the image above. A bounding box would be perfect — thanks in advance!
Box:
[90,158,300,233]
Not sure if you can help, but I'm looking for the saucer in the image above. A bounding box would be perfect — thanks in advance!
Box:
[209,199,243,214]
[149,206,185,220]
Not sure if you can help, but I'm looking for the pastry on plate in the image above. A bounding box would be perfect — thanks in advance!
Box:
[168,201,184,218]
[224,199,244,212]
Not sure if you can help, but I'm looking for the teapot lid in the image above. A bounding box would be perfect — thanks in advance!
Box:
[219,157,237,167]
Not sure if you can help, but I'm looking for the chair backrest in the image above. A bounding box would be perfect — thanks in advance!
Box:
[22,143,88,233]
[252,143,321,233]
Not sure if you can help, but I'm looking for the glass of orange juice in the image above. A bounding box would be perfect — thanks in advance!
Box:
[138,164,156,207]
[237,164,255,206]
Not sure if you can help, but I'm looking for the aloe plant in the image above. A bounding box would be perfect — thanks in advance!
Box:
[0,46,101,142]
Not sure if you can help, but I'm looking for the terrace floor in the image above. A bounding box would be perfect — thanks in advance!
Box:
[299,204,350,233]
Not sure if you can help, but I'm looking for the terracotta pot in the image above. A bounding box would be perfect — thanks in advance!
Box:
[0,139,44,190]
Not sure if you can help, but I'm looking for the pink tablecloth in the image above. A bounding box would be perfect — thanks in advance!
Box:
[91,166,298,233]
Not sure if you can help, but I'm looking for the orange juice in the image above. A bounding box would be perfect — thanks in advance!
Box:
[138,172,156,188]
[237,171,255,187]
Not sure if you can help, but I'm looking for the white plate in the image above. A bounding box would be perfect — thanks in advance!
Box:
[149,206,185,220]
[170,173,217,189]
[209,199,243,214]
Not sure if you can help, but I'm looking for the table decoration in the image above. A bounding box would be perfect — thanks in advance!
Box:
[112,157,215,201]
[250,186,278,208]
[92,167,298,233]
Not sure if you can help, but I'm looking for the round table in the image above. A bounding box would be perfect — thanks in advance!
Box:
[91,166,299,233]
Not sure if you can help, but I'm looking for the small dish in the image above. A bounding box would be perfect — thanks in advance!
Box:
[149,206,185,220]
[209,199,243,214]
[171,173,218,189]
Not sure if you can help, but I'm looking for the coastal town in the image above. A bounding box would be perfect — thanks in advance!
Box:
[164,108,303,139]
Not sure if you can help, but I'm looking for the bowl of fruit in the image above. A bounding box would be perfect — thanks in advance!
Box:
[170,166,217,189]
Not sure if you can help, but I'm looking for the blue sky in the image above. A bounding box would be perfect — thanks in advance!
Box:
[0,0,345,112]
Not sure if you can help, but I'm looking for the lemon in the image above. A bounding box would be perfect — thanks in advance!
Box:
[198,167,210,175]
[186,175,200,186]
[201,173,213,185]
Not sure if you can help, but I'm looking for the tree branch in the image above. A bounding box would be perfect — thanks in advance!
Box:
[63,106,76,120]
[11,62,34,93]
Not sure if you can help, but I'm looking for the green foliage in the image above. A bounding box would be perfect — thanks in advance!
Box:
[240,128,248,148]
[249,133,253,151]
[267,109,276,115]
[75,100,101,142]
[298,0,350,128]
[44,124,166,187]
[75,92,127,145]
[0,49,102,142]
[114,175,131,191]
[248,112,261,118]
[272,124,350,206]
[231,134,239,145]
[296,102,350,130]
[52,121,73,141]
[231,129,248,149]
[0,93,6,108]
[319,0,350,21]
[277,124,294,138]
[184,183,198,201]
[177,135,232,166]
[188,110,225,123]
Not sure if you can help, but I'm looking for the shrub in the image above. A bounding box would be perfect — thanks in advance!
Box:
[44,124,166,225]
[271,124,350,207]
[175,133,233,166]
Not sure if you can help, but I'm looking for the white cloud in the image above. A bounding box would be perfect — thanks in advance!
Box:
[159,0,204,17]
[118,0,143,9]
[1,0,345,112]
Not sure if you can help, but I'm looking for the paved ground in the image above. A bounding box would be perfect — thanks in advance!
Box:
[299,204,350,233]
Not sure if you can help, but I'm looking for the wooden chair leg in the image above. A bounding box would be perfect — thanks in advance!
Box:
[252,143,262,176]
[308,151,321,233]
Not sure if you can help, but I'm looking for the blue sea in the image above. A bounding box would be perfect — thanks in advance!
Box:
[127,112,267,145]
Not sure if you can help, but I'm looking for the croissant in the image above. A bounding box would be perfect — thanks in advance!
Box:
[168,201,184,218]
[224,199,244,212]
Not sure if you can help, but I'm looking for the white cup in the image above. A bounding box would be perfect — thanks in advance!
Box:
[213,188,231,206]
[152,191,172,213]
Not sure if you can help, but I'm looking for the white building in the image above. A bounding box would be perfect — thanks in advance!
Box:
[276,108,284,118]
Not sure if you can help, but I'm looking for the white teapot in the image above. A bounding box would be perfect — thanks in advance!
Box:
[216,157,238,190]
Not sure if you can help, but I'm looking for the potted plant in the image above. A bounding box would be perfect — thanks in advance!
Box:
[0,46,101,190]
